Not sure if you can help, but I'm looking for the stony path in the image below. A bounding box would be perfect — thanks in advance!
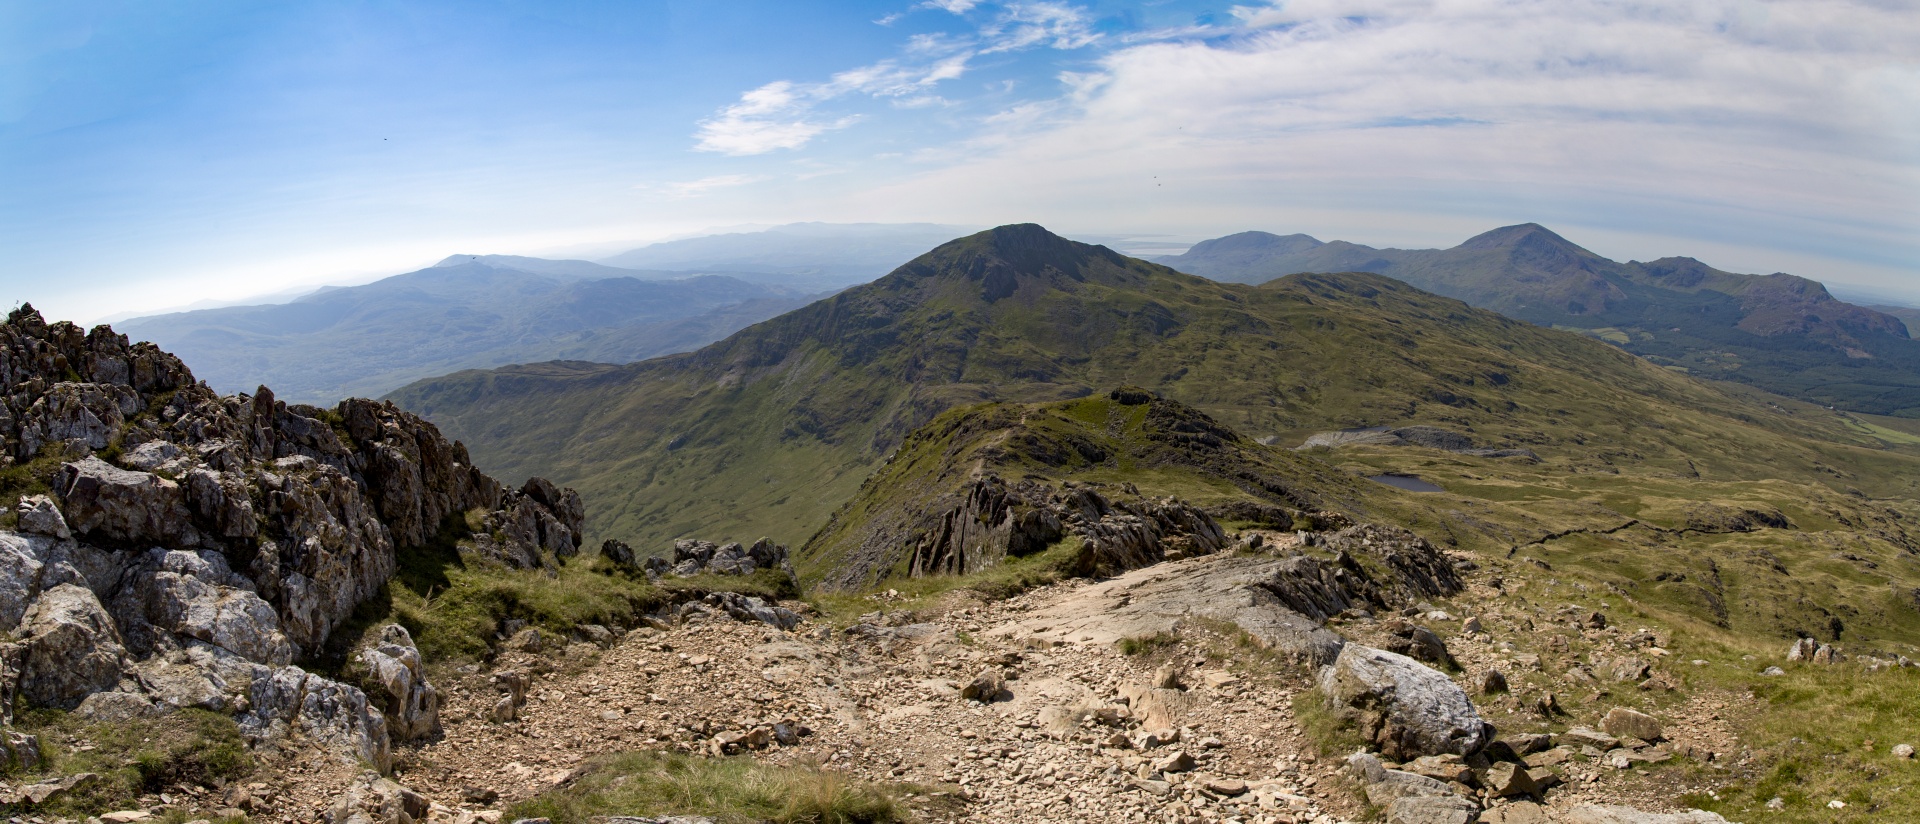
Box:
[390,563,1363,824]
[268,550,1746,824]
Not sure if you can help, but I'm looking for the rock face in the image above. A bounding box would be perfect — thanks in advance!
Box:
[1320,644,1489,759]
[0,305,583,767]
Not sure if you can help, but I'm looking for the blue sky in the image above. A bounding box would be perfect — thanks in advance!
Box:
[3,0,1917,323]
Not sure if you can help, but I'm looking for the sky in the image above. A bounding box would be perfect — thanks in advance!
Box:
[2,0,1917,324]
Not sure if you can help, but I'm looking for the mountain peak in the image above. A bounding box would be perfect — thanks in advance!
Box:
[903,224,1127,302]
[1186,231,1325,257]
[1456,223,1580,252]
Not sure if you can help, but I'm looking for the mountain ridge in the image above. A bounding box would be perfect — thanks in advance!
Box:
[389,224,1920,559]
[1157,225,1920,414]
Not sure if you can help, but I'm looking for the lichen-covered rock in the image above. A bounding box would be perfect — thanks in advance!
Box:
[360,624,441,743]
[1320,643,1489,759]
[18,584,130,708]
[54,457,198,547]
[110,548,293,666]
[240,665,392,771]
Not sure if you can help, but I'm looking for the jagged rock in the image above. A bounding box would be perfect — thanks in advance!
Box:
[74,690,162,722]
[660,537,797,580]
[1363,769,1455,805]
[54,456,197,547]
[1152,749,1197,773]
[111,548,293,666]
[961,669,1011,702]
[1383,619,1458,669]
[9,771,99,806]
[1481,802,1551,824]
[1483,761,1538,798]
[15,494,71,540]
[0,532,49,631]
[1480,669,1509,694]
[1320,644,1489,759]
[1786,637,1817,661]
[1601,707,1664,742]
[327,772,430,824]
[1560,727,1620,750]
[18,584,129,708]
[1123,685,1193,730]
[240,665,392,771]
[1,730,42,772]
[1404,754,1473,784]
[360,624,441,742]
[1387,795,1481,824]
[601,539,637,568]
[1563,804,1731,823]
[678,591,802,630]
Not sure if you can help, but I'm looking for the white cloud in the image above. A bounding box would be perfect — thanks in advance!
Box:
[840,0,1919,284]
[693,81,853,155]
[638,174,773,198]
[693,1,1101,155]
[980,2,1100,53]
[923,0,981,13]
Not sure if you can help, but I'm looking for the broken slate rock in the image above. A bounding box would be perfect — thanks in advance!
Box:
[1387,794,1481,824]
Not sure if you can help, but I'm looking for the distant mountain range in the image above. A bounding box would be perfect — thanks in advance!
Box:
[115,223,989,404]
[389,224,1911,557]
[1156,225,1920,415]
[117,258,818,404]
[598,222,978,290]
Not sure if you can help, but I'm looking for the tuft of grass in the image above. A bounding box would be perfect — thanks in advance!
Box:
[507,750,912,824]
[11,708,253,813]
[1116,631,1180,657]
[1290,689,1366,761]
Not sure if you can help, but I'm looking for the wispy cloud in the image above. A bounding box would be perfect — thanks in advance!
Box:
[693,1,1099,155]
[637,174,772,198]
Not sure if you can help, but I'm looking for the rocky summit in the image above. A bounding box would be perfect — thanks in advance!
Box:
[0,305,582,796]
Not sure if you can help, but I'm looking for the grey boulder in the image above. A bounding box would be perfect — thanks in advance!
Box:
[1320,644,1489,759]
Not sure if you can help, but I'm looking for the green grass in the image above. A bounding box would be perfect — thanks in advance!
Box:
[1675,663,1920,822]
[506,750,912,824]
[10,708,253,814]
[1117,631,1181,657]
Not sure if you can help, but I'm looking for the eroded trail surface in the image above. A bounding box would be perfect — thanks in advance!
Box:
[311,548,1745,824]
[403,563,1360,823]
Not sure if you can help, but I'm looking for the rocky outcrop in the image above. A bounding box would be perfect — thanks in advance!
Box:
[993,528,1468,665]
[0,305,572,768]
[649,537,796,580]
[1320,644,1489,759]
[899,475,1227,581]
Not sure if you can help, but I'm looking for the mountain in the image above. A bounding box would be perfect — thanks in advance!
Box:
[389,224,1919,559]
[1157,225,1920,415]
[117,259,816,405]
[598,222,979,289]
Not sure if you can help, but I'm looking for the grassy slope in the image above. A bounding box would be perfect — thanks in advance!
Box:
[390,225,1920,559]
